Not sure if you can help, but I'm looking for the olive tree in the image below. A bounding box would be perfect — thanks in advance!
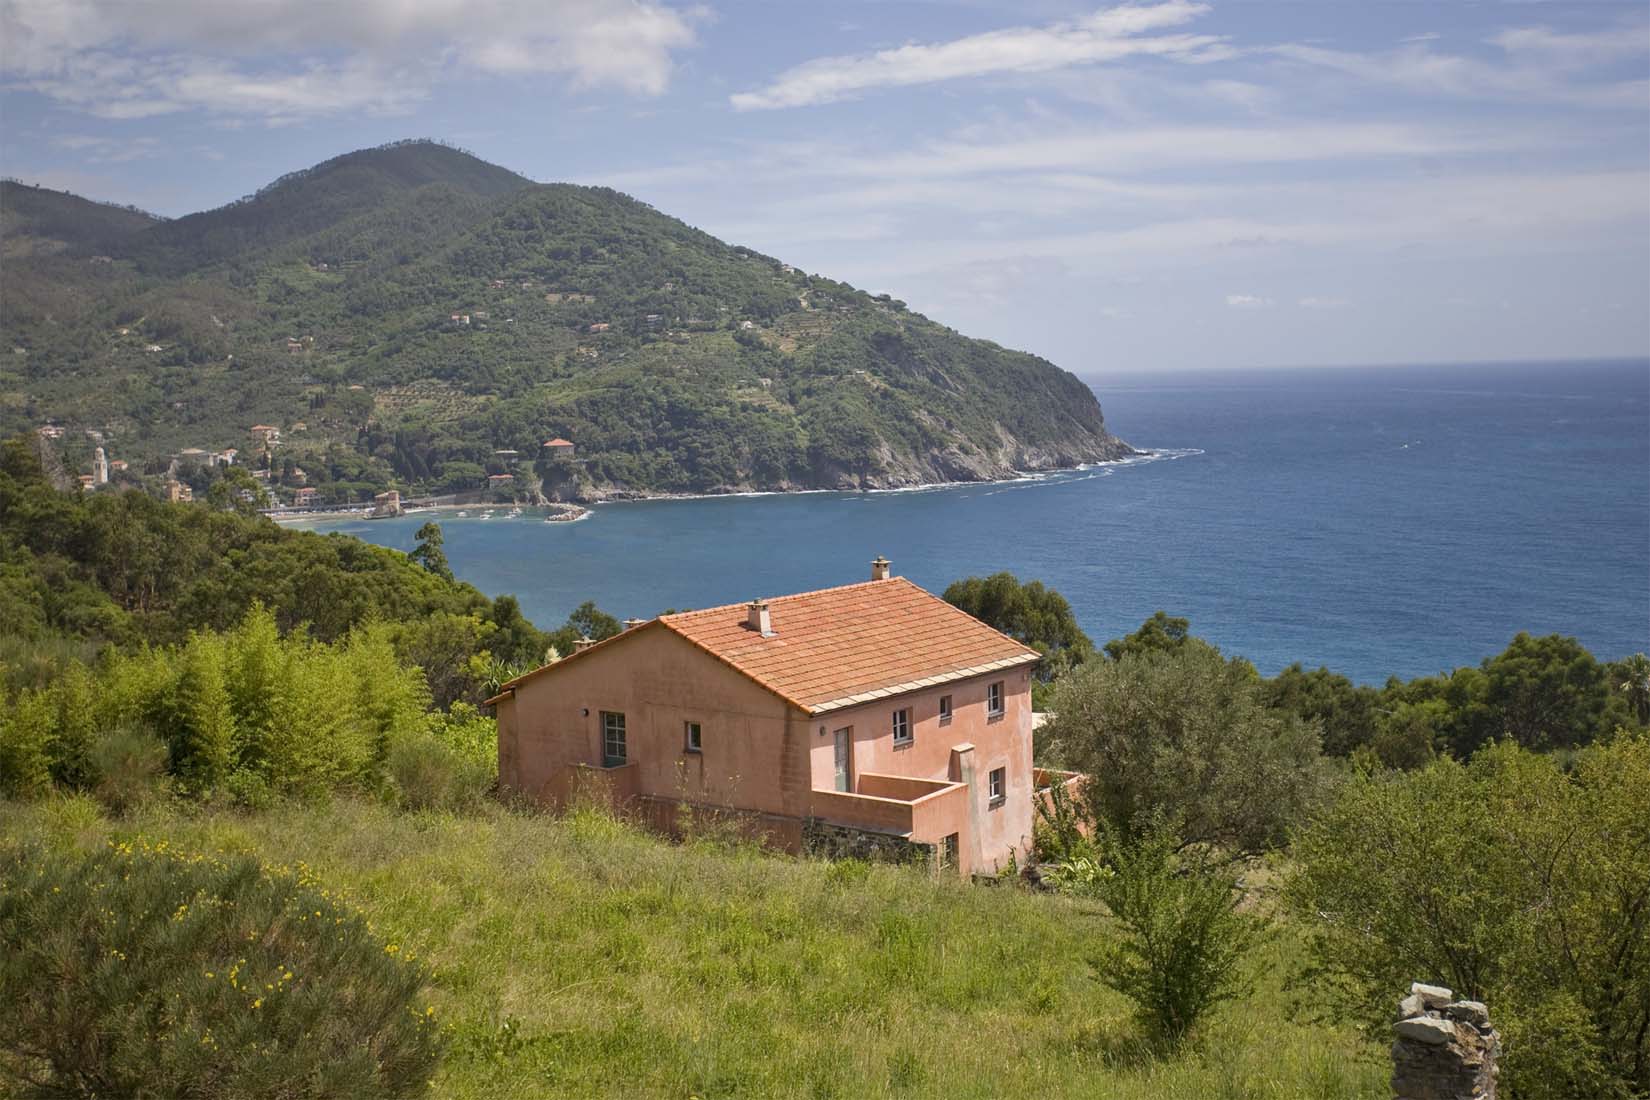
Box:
[1041,640,1328,856]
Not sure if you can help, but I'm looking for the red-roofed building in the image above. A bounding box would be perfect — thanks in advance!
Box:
[489,560,1057,875]
[542,437,575,458]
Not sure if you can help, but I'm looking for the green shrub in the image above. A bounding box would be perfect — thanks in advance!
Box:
[388,734,492,812]
[225,767,278,811]
[1074,827,1264,1047]
[0,839,443,1098]
[0,689,53,798]
[47,662,98,789]
[88,726,169,816]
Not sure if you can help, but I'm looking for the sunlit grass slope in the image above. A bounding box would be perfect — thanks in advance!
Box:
[1,797,1385,1099]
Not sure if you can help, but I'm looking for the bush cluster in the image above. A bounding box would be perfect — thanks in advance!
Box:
[0,605,497,810]
[1288,733,1650,1099]
[0,838,442,1097]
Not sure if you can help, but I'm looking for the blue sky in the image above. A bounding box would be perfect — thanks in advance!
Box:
[2,0,1646,372]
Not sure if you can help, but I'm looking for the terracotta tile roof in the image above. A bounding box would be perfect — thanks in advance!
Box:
[657,577,1039,713]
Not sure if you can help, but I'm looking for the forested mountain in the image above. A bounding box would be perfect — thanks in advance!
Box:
[0,181,162,257]
[0,140,1130,502]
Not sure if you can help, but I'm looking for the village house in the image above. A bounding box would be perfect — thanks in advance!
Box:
[487,473,515,487]
[292,486,318,507]
[542,438,575,458]
[491,560,1068,876]
[249,425,280,448]
[165,479,192,503]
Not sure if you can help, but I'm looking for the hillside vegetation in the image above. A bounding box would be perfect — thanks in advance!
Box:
[1,140,1130,502]
[0,797,1385,1100]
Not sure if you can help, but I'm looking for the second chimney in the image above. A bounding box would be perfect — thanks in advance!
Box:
[747,598,773,637]
[622,618,646,631]
[871,555,891,581]
[572,635,596,652]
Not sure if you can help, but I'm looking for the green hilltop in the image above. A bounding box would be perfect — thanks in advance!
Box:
[1,139,1130,502]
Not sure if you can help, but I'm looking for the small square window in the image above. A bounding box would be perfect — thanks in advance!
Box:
[989,766,1006,806]
[938,695,953,723]
[987,681,1005,718]
[892,708,912,745]
[684,721,702,753]
[601,711,626,765]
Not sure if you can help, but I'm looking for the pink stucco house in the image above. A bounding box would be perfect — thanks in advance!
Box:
[489,559,1057,876]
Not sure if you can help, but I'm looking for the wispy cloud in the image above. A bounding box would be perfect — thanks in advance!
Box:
[48,133,161,162]
[1273,21,1650,110]
[0,0,702,120]
[1298,296,1349,309]
[731,1,1226,110]
[1226,294,1273,308]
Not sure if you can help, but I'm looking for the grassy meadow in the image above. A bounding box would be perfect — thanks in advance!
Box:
[0,796,1385,1099]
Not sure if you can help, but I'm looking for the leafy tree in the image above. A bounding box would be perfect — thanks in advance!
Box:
[1041,641,1327,856]
[0,840,444,1097]
[1367,697,1444,770]
[206,465,270,516]
[1103,611,1191,662]
[942,572,1095,684]
[556,600,622,648]
[408,521,453,582]
[1262,664,1380,757]
[1608,652,1650,727]
[1063,825,1263,1047]
[1481,632,1619,750]
[1287,734,1650,1099]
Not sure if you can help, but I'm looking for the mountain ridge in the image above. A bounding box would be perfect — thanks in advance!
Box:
[1,139,1132,503]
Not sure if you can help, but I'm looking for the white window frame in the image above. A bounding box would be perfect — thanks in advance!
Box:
[601,711,626,765]
[938,694,953,724]
[892,707,912,745]
[684,720,702,753]
[989,766,1006,805]
[987,681,1005,718]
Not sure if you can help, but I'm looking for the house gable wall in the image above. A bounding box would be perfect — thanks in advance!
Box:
[498,626,809,819]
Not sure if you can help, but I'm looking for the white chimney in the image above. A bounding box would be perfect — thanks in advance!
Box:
[871,555,891,581]
[622,618,646,630]
[572,635,596,652]
[747,599,773,637]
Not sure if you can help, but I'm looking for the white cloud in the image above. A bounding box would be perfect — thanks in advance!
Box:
[1226,294,1273,308]
[0,0,701,120]
[1273,21,1650,109]
[1298,296,1349,309]
[731,1,1225,110]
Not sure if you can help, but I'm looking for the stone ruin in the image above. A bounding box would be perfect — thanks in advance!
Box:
[1392,982,1500,1100]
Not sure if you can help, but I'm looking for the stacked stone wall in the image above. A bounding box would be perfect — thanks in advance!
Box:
[801,819,936,867]
[1392,982,1500,1100]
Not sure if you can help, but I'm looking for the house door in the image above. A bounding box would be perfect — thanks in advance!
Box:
[833,728,852,792]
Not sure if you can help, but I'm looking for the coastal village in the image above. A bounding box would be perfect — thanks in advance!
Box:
[34,419,589,521]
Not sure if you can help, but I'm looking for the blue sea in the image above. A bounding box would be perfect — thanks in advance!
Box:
[303,360,1650,684]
